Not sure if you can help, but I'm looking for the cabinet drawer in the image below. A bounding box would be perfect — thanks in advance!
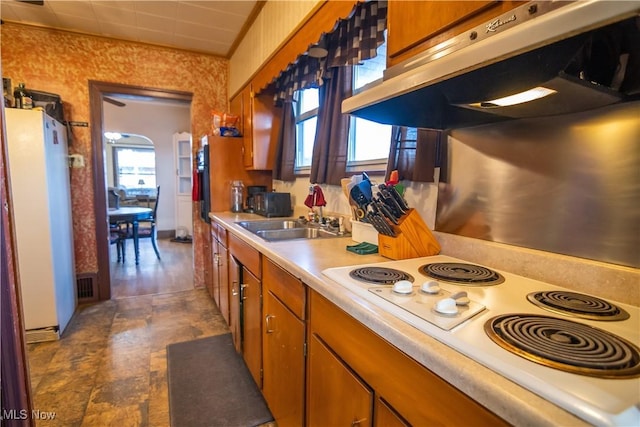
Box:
[229,233,261,278]
[211,221,227,246]
[264,258,305,320]
[309,290,508,426]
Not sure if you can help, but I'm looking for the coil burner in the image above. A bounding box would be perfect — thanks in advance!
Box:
[349,267,414,284]
[420,262,504,285]
[485,314,640,378]
[527,291,630,321]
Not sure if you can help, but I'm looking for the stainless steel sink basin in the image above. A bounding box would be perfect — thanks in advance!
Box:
[236,219,303,232]
[236,219,346,241]
[256,227,342,241]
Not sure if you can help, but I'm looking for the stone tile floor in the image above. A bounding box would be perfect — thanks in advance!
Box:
[27,288,230,426]
[27,237,278,426]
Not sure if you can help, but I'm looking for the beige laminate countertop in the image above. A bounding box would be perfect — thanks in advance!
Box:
[210,211,638,426]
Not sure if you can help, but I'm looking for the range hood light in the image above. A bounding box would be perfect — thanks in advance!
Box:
[469,87,557,108]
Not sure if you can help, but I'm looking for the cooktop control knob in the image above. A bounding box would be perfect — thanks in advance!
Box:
[450,291,470,306]
[435,298,459,315]
[420,280,441,294]
[393,280,413,294]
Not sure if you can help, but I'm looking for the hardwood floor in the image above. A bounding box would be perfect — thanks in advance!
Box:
[110,237,195,299]
[26,237,230,426]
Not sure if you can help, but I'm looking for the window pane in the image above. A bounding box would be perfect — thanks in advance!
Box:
[295,116,317,168]
[115,148,156,190]
[354,40,386,90]
[352,118,392,161]
[349,39,391,164]
[299,88,319,114]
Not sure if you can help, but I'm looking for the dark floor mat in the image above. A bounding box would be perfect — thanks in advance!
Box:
[167,334,273,427]
[170,236,192,244]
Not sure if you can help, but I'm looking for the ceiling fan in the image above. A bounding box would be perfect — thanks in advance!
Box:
[104,97,126,107]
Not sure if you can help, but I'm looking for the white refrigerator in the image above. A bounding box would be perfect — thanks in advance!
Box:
[5,108,77,343]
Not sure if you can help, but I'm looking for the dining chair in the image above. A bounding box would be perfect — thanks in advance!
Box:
[110,230,125,262]
[118,186,161,260]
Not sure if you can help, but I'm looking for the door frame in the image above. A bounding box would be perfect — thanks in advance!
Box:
[89,81,192,300]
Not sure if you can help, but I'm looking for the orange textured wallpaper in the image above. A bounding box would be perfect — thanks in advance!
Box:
[1,22,228,288]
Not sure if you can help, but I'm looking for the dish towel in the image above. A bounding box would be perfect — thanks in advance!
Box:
[346,242,379,255]
[304,184,327,209]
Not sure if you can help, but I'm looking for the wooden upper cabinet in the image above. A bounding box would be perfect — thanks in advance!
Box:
[230,85,281,171]
[387,1,523,66]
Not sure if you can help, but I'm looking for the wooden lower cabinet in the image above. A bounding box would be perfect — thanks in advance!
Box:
[241,266,262,387]
[217,244,229,324]
[262,258,306,427]
[307,333,374,426]
[308,289,509,426]
[228,256,242,353]
[210,223,229,324]
[263,290,305,427]
[375,397,410,427]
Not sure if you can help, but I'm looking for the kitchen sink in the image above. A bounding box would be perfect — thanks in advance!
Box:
[236,219,346,241]
[236,219,303,232]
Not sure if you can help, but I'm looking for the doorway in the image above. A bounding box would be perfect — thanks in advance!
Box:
[89,81,193,300]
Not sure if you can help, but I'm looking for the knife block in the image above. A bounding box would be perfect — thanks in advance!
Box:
[378,209,441,260]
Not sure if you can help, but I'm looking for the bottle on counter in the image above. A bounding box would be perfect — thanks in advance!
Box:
[13,83,33,109]
[230,180,244,213]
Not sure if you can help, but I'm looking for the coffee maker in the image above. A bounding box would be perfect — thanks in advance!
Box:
[245,185,267,213]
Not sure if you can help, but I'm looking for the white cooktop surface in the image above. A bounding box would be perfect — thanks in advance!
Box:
[322,255,640,426]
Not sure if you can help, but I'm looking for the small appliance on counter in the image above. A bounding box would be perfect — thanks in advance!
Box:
[254,192,292,218]
[245,185,267,213]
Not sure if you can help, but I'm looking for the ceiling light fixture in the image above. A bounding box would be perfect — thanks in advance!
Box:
[469,87,558,108]
[308,35,328,59]
[104,132,122,142]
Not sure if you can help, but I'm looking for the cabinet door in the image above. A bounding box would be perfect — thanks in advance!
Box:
[375,397,409,427]
[173,132,192,237]
[218,244,229,325]
[230,86,281,171]
[387,1,521,66]
[229,91,245,136]
[229,256,242,353]
[242,87,254,168]
[307,334,373,427]
[210,225,219,302]
[263,291,305,427]
[250,89,281,170]
[241,266,262,388]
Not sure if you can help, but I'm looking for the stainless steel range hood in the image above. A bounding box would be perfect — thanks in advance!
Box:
[342,1,640,129]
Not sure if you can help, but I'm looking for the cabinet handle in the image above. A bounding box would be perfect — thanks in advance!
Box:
[231,280,238,296]
[213,253,219,264]
[351,418,367,426]
[265,314,275,333]
[241,283,248,300]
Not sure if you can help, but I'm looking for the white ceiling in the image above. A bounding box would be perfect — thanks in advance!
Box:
[0,0,259,57]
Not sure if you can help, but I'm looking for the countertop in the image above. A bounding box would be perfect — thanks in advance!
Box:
[210,211,639,426]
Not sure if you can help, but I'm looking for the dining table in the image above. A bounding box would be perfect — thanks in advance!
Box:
[108,206,153,265]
